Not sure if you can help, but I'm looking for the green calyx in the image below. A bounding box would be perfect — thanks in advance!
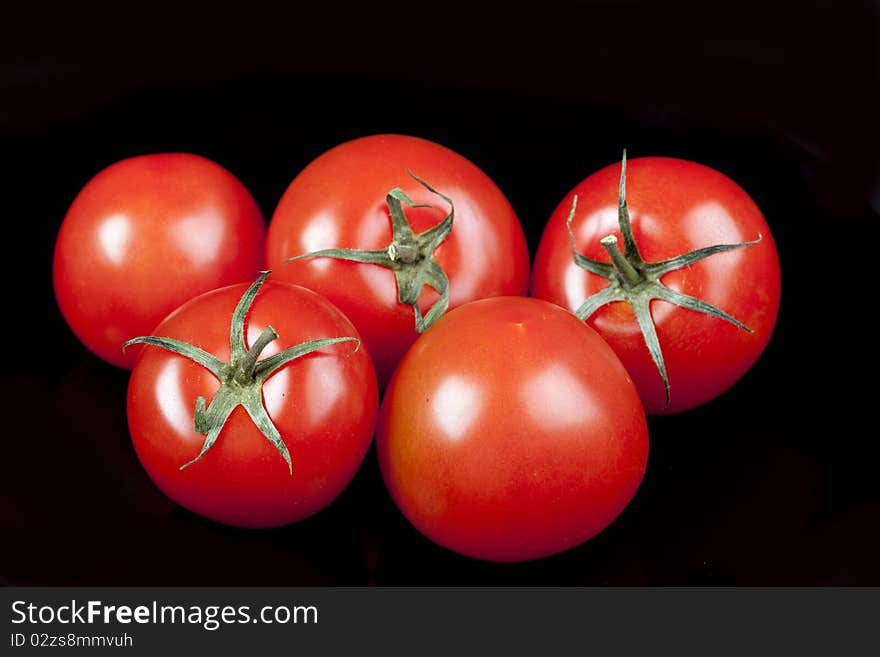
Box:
[286,170,455,333]
[124,271,359,474]
[567,150,761,408]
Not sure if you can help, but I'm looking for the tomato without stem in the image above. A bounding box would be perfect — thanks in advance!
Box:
[377,296,648,562]
[126,275,378,528]
[531,155,781,414]
[54,153,266,369]
[264,134,530,386]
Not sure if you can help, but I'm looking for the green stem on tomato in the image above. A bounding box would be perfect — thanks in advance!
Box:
[123,271,359,474]
[285,171,455,334]
[599,235,641,287]
[567,150,762,409]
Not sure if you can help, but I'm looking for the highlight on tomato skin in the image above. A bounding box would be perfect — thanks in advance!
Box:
[126,275,379,529]
[376,296,649,563]
[531,154,782,415]
[53,152,267,370]
[264,133,531,388]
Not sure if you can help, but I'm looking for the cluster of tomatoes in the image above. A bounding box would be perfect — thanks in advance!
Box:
[52,134,781,563]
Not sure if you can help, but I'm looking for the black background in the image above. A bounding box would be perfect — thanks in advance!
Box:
[2,1,878,585]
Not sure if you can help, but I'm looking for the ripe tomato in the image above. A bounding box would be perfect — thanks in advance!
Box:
[53,153,266,369]
[377,296,648,562]
[264,134,530,386]
[126,274,378,528]
[531,155,781,414]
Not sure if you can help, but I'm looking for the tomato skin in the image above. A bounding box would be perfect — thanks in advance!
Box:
[264,134,530,386]
[377,296,648,562]
[127,281,378,528]
[531,157,781,414]
[53,153,266,369]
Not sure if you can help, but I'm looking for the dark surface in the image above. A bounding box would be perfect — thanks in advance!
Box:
[2,2,878,585]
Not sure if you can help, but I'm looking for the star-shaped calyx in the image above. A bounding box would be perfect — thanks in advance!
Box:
[124,271,358,474]
[287,171,454,333]
[567,151,761,408]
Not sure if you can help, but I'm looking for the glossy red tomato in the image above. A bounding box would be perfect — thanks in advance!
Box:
[54,153,266,369]
[264,134,530,386]
[127,276,378,528]
[377,296,649,562]
[531,156,781,414]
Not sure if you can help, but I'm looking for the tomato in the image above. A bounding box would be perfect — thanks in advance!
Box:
[264,134,530,386]
[53,153,266,369]
[126,273,378,528]
[531,154,781,414]
[377,296,648,562]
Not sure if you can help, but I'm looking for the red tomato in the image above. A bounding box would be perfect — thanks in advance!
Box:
[377,296,648,562]
[531,156,781,414]
[126,275,378,528]
[53,153,266,369]
[264,134,530,386]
